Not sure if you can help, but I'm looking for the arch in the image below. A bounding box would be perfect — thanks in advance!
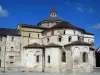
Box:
[62,51,66,62]
[82,47,88,52]
[68,36,72,42]
[73,47,80,64]
[73,47,80,57]
[83,52,88,62]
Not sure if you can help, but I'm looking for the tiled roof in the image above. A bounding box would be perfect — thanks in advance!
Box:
[44,17,64,22]
[24,43,43,48]
[0,28,21,36]
[64,41,91,46]
[19,24,48,30]
[44,43,62,47]
[42,21,85,33]
[50,21,85,32]
[37,17,64,25]
[85,32,94,35]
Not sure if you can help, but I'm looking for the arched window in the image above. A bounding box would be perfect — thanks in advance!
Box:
[68,36,72,42]
[62,51,66,62]
[58,36,62,42]
[83,52,88,62]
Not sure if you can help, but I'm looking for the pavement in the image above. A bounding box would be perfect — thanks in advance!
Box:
[0,72,99,75]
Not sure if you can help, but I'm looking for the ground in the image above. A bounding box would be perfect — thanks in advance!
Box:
[0,72,100,75]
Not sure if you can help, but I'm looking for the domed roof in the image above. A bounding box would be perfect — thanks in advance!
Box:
[37,17,64,25]
[37,8,64,26]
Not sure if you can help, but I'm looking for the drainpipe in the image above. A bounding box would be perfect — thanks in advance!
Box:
[42,47,45,72]
[4,36,7,73]
[41,35,45,72]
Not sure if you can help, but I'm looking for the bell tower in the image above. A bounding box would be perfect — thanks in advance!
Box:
[50,8,57,17]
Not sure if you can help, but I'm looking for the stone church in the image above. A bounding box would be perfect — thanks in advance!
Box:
[0,8,95,73]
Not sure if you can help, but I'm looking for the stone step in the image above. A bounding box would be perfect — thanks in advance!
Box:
[93,67,100,72]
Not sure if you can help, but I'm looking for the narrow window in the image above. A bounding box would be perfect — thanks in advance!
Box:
[11,37,14,41]
[62,52,66,62]
[81,37,84,42]
[0,47,1,51]
[47,38,49,43]
[78,36,81,41]
[58,36,62,42]
[10,62,14,64]
[64,30,66,34]
[0,60,1,67]
[38,34,39,38]
[9,56,14,59]
[0,37,2,41]
[36,55,39,63]
[29,33,31,37]
[68,36,72,42]
[54,13,55,16]
[48,55,50,63]
[51,31,54,35]
[83,52,88,62]
[11,47,14,51]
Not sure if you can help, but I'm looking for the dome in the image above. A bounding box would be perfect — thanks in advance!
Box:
[37,8,64,27]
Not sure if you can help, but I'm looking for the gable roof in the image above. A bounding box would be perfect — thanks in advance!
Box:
[24,43,43,48]
[0,28,21,36]
[64,41,91,46]
[44,43,62,47]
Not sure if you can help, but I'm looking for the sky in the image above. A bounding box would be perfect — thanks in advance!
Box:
[0,0,100,48]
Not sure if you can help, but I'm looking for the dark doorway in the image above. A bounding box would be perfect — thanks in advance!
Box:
[95,52,100,67]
